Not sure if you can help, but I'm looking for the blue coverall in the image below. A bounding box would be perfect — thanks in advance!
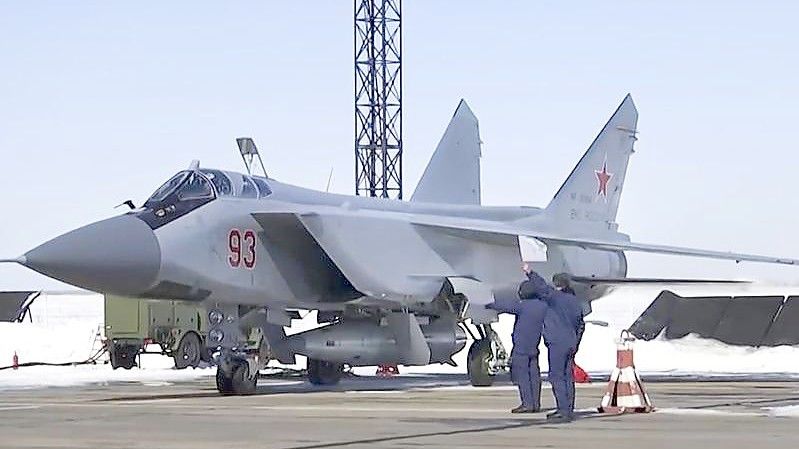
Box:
[488,295,547,410]
[520,272,584,417]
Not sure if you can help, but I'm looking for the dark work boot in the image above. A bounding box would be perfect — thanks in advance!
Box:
[546,411,574,423]
[511,405,539,414]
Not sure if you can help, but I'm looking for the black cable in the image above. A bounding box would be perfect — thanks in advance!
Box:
[0,347,108,371]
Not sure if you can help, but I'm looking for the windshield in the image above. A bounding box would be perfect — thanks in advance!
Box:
[138,170,217,230]
[176,172,214,200]
[148,172,189,202]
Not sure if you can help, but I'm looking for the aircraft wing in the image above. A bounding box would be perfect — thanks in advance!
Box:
[252,206,525,304]
[252,204,796,307]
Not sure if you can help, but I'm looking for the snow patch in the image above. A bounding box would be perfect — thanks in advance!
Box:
[765,405,799,417]
[4,286,799,391]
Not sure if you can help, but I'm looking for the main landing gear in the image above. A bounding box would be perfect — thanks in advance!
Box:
[463,323,508,387]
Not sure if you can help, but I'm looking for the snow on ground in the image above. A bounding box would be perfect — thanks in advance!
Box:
[404,283,799,376]
[3,285,799,390]
[0,362,215,391]
[765,405,799,417]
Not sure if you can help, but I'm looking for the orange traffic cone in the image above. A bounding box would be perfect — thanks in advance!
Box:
[12,351,19,370]
[376,364,399,377]
[573,363,590,383]
[598,331,654,414]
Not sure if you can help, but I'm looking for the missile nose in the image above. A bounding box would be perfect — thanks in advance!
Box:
[23,215,161,295]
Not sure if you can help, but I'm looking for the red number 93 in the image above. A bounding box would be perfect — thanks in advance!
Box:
[228,229,256,269]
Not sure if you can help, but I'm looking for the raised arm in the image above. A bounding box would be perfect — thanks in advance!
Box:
[524,270,557,299]
[486,296,522,315]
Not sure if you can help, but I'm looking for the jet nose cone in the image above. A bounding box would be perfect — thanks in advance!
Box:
[24,215,161,295]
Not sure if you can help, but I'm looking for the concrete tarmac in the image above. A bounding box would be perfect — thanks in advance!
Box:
[1,375,799,448]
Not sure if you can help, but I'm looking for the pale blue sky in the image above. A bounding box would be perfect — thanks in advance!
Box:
[1,1,798,290]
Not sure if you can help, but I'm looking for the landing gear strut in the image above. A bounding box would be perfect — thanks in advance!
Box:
[464,323,508,387]
[206,305,272,395]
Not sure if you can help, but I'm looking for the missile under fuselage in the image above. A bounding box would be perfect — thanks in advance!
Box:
[286,318,467,366]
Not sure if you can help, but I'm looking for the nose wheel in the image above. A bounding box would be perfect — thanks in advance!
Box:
[214,336,269,395]
[216,359,257,395]
[206,305,272,395]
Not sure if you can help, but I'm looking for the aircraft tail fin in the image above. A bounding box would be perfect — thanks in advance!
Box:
[544,94,638,228]
[411,100,482,205]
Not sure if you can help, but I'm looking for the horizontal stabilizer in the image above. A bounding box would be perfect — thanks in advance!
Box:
[571,276,749,285]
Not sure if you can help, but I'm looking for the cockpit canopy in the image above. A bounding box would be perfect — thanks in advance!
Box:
[145,169,271,206]
[140,169,271,229]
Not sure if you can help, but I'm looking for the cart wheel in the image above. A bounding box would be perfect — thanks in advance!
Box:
[173,332,202,369]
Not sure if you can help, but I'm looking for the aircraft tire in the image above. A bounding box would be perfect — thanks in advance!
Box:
[307,359,343,386]
[215,366,234,394]
[467,339,494,387]
[231,362,257,395]
[173,332,202,369]
[216,361,257,395]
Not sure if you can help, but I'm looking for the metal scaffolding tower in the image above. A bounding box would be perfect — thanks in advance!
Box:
[354,0,403,199]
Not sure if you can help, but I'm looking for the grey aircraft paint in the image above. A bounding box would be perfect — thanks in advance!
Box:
[4,96,799,379]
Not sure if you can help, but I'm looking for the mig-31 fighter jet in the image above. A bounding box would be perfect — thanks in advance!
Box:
[4,95,796,393]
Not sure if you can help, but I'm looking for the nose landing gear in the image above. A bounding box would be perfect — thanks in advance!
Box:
[206,305,272,395]
[216,356,258,395]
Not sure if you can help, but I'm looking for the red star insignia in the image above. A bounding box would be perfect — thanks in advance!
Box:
[595,162,613,197]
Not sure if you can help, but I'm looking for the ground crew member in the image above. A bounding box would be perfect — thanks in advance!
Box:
[522,268,583,422]
[552,273,587,351]
[552,272,588,411]
[486,272,547,414]
[552,272,575,295]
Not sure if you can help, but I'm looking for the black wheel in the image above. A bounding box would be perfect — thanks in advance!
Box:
[231,362,257,395]
[173,332,202,369]
[215,366,233,394]
[216,361,257,395]
[110,343,137,370]
[307,359,343,386]
[467,339,494,387]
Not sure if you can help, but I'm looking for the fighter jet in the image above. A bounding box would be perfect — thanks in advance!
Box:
[3,95,797,393]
